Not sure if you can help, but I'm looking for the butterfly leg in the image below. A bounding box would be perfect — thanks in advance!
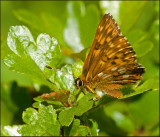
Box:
[86,85,96,94]
[86,85,101,100]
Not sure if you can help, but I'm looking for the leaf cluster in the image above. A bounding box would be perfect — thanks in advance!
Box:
[1,1,159,136]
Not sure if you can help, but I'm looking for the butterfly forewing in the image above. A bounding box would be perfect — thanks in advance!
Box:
[81,13,121,81]
[79,13,145,98]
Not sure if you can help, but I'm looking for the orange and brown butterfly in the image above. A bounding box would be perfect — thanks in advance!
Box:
[75,13,145,98]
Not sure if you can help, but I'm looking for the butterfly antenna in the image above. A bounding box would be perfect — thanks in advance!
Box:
[46,65,76,78]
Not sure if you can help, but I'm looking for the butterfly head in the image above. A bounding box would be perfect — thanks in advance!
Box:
[75,78,84,87]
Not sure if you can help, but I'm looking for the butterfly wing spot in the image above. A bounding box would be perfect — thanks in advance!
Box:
[103,74,112,79]
[124,37,127,40]
[109,43,115,48]
[111,67,117,72]
[118,67,127,74]
[99,26,104,31]
[122,79,128,82]
[98,72,104,77]
[122,75,129,79]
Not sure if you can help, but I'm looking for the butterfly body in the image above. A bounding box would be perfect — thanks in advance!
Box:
[75,13,145,98]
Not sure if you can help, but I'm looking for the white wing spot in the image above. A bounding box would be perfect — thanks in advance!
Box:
[123,79,128,82]
[119,48,123,51]
[103,74,111,79]
[110,44,114,48]
[100,26,103,31]
[98,72,104,77]
[122,75,129,79]
[111,67,117,71]
[118,67,126,74]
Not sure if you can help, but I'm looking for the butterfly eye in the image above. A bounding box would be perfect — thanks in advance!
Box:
[75,78,84,87]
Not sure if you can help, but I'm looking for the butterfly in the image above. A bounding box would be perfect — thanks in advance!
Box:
[75,13,145,98]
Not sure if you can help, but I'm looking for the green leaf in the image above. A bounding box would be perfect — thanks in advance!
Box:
[58,93,95,126]
[79,126,89,136]
[124,29,154,58]
[64,1,100,52]
[126,29,147,45]
[13,2,100,53]
[133,1,154,31]
[111,111,134,132]
[4,26,62,87]
[13,10,42,31]
[1,35,12,61]
[134,41,154,58]
[119,1,154,34]
[1,61,32,86]
[53,64,75,92]
[63,1,84,52]
[71,47,90,61]
[80,4,100,48]
[89,119,99,136]
[149,19,159,63]
[120,78,159,99]
[128,90,159,129]
[1,125,21,136]
[18,103,60,136]
[83,118,99,136]
[75,93,94,116]
[33,96,44,102]
[14,9,67,48]
[65,119,80,136]
[103,102,135,133]
[51,64,78,104]
[32,101,41,108]
[72,60,83,78]
[64,119,89,136]
[59,107,76,126]
[22,108,38,124]
[41,13,64,44]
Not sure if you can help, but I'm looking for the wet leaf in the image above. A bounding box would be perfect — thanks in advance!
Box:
[4,26,62,87]
[18,103,60,136]
[1,125,21,136]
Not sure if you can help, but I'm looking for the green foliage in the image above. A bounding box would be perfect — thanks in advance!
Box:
[1,1,159,136]
[1,125,21,136]
[18,104,60,136]
[3,26,62,88]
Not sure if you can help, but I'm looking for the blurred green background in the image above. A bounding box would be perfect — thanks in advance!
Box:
[1,1,159,136]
